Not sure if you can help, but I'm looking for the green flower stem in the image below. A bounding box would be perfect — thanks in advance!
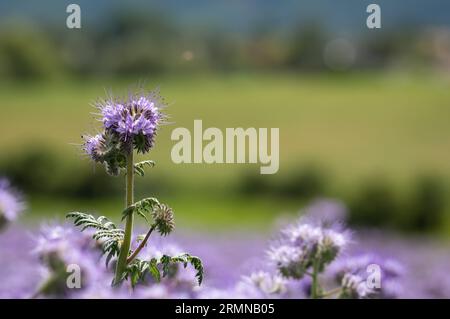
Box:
[126,225,155,265]
[311,260,320,299]
[114,151,135,284]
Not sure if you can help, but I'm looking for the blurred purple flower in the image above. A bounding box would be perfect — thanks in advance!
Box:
[0,227,39,298]
[31,224,106,297]
[2,203,450,299]
[303,198,348,226]
[0,178,25,230]
[326,253,405,298]
[236,271,288,298]
[268,220,349,279]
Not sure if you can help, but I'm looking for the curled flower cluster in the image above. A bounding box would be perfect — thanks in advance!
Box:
[0,178,25,230]
[152,204,175,236]
[327,254,405,299]
[236,271,289,298]
[83,90,164,175]
[268,221,348,279]
[32,224,104,297]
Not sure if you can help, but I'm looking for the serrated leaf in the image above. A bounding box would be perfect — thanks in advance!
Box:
[122,197,160,223]
[159,253,204,285]
[148,258,161,282]
[134,160,155,177]
[67,212,124,262]
[123,259,154,288]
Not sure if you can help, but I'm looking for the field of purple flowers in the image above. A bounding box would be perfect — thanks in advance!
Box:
[1,192,450,299]
[1,87,449,300]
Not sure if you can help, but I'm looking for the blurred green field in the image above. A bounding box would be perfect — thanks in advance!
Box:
[1,72,450,231]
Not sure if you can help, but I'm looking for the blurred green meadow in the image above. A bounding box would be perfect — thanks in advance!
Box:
[1,1,450,235]
[1,72,449,232]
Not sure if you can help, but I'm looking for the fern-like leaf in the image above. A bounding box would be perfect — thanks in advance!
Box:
[134,160,155,177]
[148,258,160,282]
[160,253,204,285]
[119,254,203,288]
[126,259,149,288]
[121,197,160,223]
[66,212,124,266]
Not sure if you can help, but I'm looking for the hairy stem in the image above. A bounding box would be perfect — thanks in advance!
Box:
[311,260,320,299]
[126,225,155,265]
[114,152,134,284]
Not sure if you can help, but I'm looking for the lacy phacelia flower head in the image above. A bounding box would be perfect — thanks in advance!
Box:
[235,271,288,298]
[268,245,307,279]
[83,132,126,176]
[327,254,405,299]
[83,134,108,163]
[98,91,164,154]
[269,220,349,279]
[83,89,165,175]
[317,229,348,268]
[32,224,102,296]
[0,178,25,230]
[340,273,372,298]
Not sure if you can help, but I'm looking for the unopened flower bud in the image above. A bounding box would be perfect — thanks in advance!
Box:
[152,204,175,236]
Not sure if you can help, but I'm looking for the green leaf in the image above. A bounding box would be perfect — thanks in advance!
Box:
[66,212,124,264]
[148,258,161,282]
[159,253,204,285]
[116,254,203,288]
[121,197,160,223]
[134,160,155,177]
[123,259,153,288]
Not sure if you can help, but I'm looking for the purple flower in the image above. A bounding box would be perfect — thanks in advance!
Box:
[327,254,405,299]
[82,131,126,176]
[0,227,40,298]
[0,178,25,230]
[102,102,125,130]
[238,271,288,297]
[32,224,105,297]
[303,198,348,226]
[269,220,349,279]
[268,244,306,279]
[83,134,107,163]
[81,89,165,176]
[98,91,164,154]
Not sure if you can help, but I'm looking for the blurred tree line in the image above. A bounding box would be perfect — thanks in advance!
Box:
[240,167,447,233]
[1,10,449,81]
[0,147,447,233]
